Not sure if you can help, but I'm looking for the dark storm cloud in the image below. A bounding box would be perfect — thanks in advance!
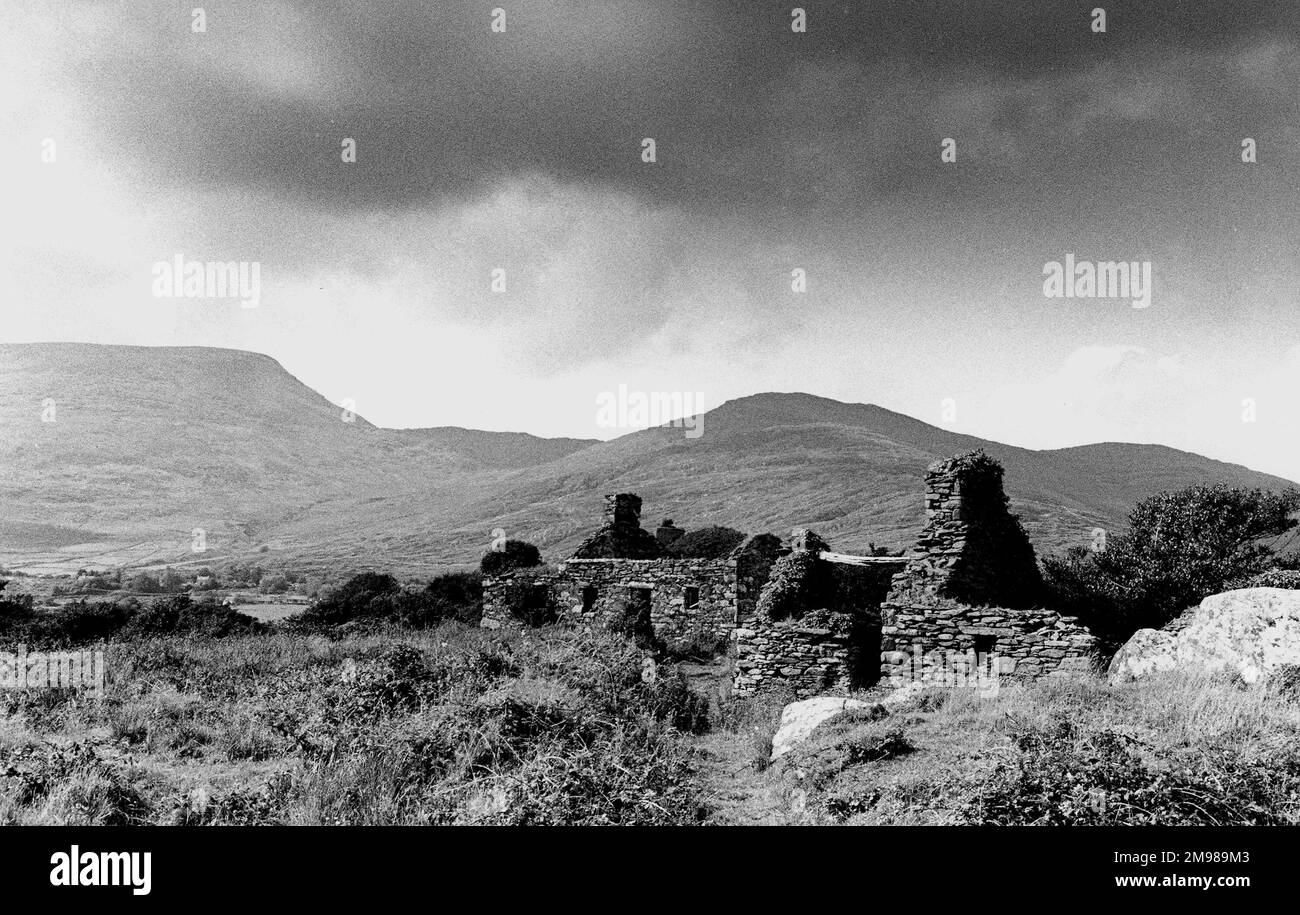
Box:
[63,0,1300,217]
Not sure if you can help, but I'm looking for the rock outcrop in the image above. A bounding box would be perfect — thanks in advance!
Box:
[1108,587,1300,685]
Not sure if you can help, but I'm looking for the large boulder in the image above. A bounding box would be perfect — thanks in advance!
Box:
[1107,628,1179,682]
[769,684,936,760]
[1108,588,1300,685]
[770,697,878,760]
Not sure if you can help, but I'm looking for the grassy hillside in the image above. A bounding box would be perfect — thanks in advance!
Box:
[0,344,1292,573]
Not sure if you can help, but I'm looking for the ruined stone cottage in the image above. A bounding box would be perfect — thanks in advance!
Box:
[480,493,783,639]
[481,450,1099,697]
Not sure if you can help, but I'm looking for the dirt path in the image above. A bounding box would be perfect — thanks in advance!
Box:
[676,657,798,825]
[691,731,796,825]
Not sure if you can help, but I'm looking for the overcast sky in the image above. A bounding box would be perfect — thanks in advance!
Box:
[2,0,1298,480]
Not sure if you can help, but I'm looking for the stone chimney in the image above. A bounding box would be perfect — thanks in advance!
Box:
[603,493,642,528]
[573,493,662,559]
[789,528,830,553]
[890,449,1042,608]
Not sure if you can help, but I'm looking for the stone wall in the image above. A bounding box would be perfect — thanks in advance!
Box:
[480,566,563,629]
[732,533,783,622]
[733,621,854,697]
[482,558,738,639]
[879,450,1098,685]
[732,530,890,695]
[879,595,1097,685]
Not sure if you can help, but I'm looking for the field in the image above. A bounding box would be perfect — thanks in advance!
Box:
[3,619,1300,825]
[231,601,310,623]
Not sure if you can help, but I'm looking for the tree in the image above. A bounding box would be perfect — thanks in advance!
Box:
[126,571,162,594]
[480,540,542,576]
[160,567,187,593]
[258,572,291,594]
[1043,484,1300,649]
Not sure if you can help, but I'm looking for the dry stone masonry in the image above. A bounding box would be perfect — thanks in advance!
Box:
[570,494,663,559]
[483,450,1101,698]
[879,451,1098,686]
[481,498,780,643]
[732,619,857,696]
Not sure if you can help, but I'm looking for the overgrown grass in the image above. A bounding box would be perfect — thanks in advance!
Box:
[0,623,710,825]
[700,671,1300,825]
[8,598,1300,826]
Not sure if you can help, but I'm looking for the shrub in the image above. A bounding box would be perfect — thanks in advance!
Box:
[296,572,400,627]
[758,551,823,621]
[266,628,706,824]
[606,599,662,653]
[122,594,264,640]
[665,526,746,559]
[125,572,162,594]
[636,669,711,735]
[493,576,558,627]
[797,607,854,635]
[1230,568,1300,590]
[480,540,542,576]
[843,727,914,766]
[1042,484,1300,649]
[0,741,151,825]
[662,621,730,661]
[34,600,135,646]
[292,571,483,631]
[1268,665,1300,701]
[965,716,1300,825]
[392,572,483,627]
[0,592,259,648]
[258,573,291,594]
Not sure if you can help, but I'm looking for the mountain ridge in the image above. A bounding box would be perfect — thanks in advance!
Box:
[0,343,1292,574]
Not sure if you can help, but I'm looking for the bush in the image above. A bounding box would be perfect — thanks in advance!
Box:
[396,572,483,627]
[665,526,746,559]
[1043,484,1300,649]
[258,573,291,595]
[662,622,730,661]
[606,599,662,653]
[758,551,822,621]
[965,716,1300,825]
[0,593,261,649]
[122,594,264,640]
[480,541,542,576]
[125,572,162,594]
[261,628,706,824]
[296,572,400,628]
[37,600,135,645]
[293,571,483,631]
[636,669,711,735]
[843,728,913,766]
[493,575,558,627]
[1230,568,1300,590]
